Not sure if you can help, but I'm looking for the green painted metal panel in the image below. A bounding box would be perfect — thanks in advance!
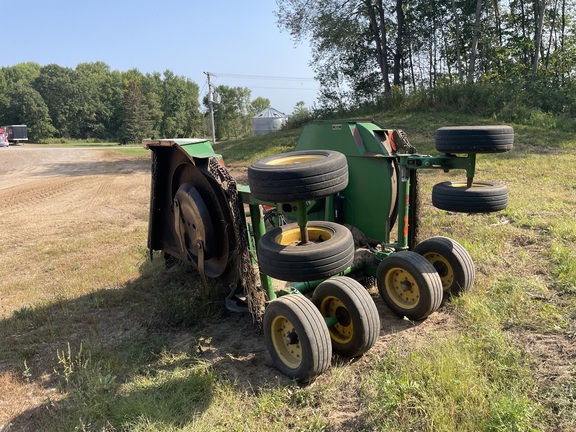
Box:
[177,139,219,159]
[343,155,395,242]
[295,119,393,157]
[145,138,219,159]
[296,120,365,156]
[355,122,393,155]
[295,120,397,243]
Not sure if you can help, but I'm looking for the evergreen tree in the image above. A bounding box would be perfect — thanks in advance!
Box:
[119,80,152,144]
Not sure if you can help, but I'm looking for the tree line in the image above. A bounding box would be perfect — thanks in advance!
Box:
[4,1,575,143]
[0,62,283,143]
[276,0,576,116]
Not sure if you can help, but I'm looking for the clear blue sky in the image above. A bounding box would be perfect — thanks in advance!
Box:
[1,0,318,114]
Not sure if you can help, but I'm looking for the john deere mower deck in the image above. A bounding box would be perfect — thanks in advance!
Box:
[144,120,513,382]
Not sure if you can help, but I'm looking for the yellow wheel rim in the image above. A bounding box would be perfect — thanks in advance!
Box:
[385,267,420,309]
[319,296,353,344]
[265,154,325,166]
[275,226,334,246]
[448,181,493,189]
[270,315,302,369]
[423,252,453,290]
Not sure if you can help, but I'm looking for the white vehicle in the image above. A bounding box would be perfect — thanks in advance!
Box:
[0,129,9,147]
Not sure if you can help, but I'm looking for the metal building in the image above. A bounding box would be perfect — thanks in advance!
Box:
[252,108,288,136]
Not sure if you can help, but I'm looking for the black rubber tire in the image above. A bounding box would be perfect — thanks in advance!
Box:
[413,236,475,297]
[376,251,443,320]
[435,125,514,153]
[432,180,508,213]
[257,221,354,282]
[264,294,332,382]
[312,276,380,358]
[247,150,348,202]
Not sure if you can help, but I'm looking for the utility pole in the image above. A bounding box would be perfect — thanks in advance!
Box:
[204,71,216,144]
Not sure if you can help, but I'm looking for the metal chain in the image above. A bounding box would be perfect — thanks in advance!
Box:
[393,129,417,154]
[207,158,264,330]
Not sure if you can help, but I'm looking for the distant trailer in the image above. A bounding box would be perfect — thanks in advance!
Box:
[4,125,28,145]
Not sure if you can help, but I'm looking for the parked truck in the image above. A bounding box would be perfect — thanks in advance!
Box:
[3,125,28,145]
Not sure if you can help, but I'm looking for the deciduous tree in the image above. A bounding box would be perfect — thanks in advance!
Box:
[251,97,271,115]
[0,81,55,140]
[33,64,78,138]
[210,86,252,140]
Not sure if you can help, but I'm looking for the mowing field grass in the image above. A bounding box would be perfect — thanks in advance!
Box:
[0,110,574,431]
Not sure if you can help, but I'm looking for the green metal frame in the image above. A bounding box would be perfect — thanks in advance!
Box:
[394,152,477,250]
[237,121,480,304]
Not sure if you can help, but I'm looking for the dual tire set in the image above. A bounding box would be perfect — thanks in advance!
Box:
[247,126,513,381]
[432,125,513,212]
[249,150,377,381]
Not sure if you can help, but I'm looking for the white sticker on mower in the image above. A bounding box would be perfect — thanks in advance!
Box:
[332,124,342,130]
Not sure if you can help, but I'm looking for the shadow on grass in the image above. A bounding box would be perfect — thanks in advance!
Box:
[1,256,423,431]
[30,155,151,178]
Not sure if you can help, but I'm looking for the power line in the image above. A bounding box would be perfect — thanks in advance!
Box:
[202,71,319,112]
[207,73,318,91]
[212,72,316,82]
[242,86,318,91]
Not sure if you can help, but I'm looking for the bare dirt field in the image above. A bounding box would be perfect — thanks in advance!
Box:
[0,145,574,430]
[0,147,151,314]
[0,146,156,429]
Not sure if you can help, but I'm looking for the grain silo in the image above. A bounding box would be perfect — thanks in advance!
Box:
[252,108,288,136]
